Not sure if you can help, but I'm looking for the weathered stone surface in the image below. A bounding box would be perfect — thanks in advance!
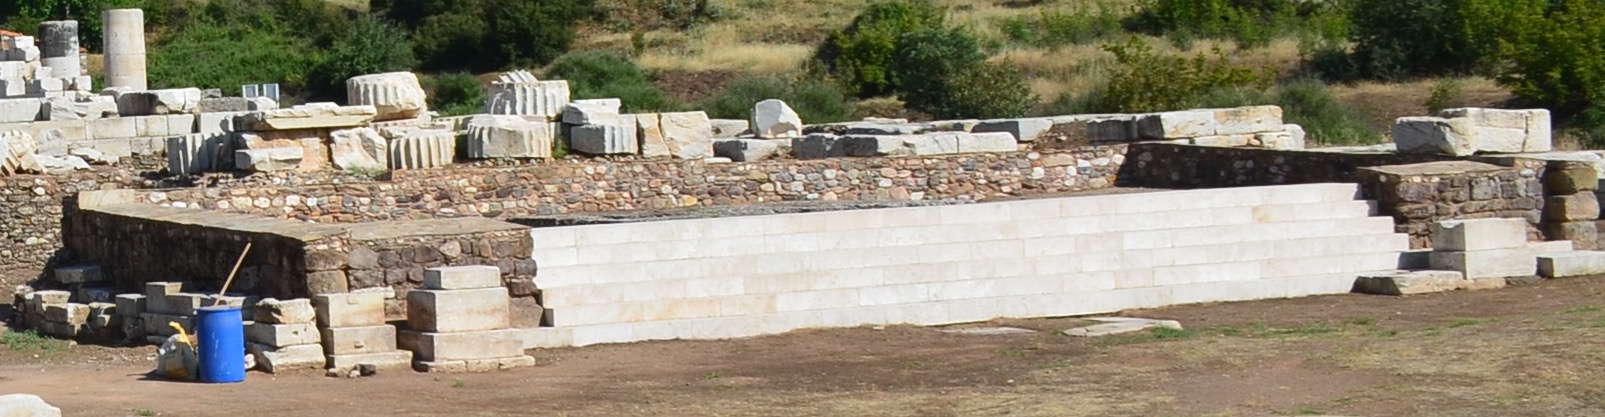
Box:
[329,127,389,171]
[1394,116,1475,156]
[1546,161,1599,195]
[252,298,316,324]
[659,111,714,160]
[115,88,200,116]
[247,342,326,373]
[1431,218,1528,251]
[1136,110,1215,139]
[1440,107,1552,153]
[1544,193,1599,222]
[346,72,427,121]
[414,355,535,373]
[1062,317,1182,337]
[44,96,117,121]
[399,328,524,362]
[563,99,621,125]
[53,265,104,284]
[0,394,62,417]
[713,138,785,162]
[1354,270,1466,295]
[236,104,376,131]
[326,350,412,373]
[1212,105,1283,135]
[140,312,194,337]
[938,326,1037,336]
[465,115,554,159]
[973,118,1051,142]
[165,133,230,174]
[320,325,398,355]
[843,132,1017,157]
[0,97,42,123]
[198,97,251,113]
[792,134,845,159]
[1537,251,1605,278]
[570,123,638,155]
[1430,248,1538,279]
[752,99,802,139]
[246,322,320,347]
[710,118,749,138]
[487,71,569,119]
[424,266,502,290]
[44,303,89,325]
[234,147,303,172]
[406,287,511,333]
[313,291,386,328]
[114,294,145,317]
[388,128,456,170]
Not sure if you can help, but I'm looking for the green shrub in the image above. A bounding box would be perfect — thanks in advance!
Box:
[1002,4,1126,47]
[921,63,1037,119]
[1489,0,1605,113]
[700,75,853,124]
[1126,0,1302,48]
[413,11,492,72]
[1094,39,1267,113]
[376,0,595,72]
[1423,78,1465,114]
[307,15,417,101]
[1274,79,1381,145]
[887,28,1032,118]
[424,72,484,116]
[148,22,319,99]
[815,0,946,97]
[544,51,677,112]
[1346,0,1531,79]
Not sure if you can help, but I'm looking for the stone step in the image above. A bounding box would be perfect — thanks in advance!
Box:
[1538,251,1605,278]
[1352,270,1468,295]
[545,250,1405,327]
[539,233,1409,308]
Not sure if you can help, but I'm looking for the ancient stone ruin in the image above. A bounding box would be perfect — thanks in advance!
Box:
[8,8,1605,377]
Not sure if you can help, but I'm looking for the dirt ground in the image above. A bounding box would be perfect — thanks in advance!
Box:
[4,276,1605,417]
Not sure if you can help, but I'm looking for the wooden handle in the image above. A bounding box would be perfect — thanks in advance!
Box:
[215,242,253,302]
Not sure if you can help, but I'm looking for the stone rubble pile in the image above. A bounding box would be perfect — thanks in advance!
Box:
[399,266,534,372]
[314,289,413,374]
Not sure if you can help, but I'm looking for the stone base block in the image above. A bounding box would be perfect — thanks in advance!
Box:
[1431,218,1527,251]
[406,287,511,333]
[424,266,502,290]
[140,312,195,336]
[1545,222,1599,250]
[414,355,535,373]
[1537,251,1605,278]
[246,322,320,348]
[1353,270,1466,296]
[248,343,326,373]
[320,325,398,355]
[326,350,412,373]
[313,291,386,328]
[397,328,524,362]
[1429,248,1537,279]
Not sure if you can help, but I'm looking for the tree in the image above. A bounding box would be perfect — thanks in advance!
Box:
[308,15,418,101]
[815,0,946,97]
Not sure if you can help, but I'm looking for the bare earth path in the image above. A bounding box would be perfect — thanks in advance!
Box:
[4,276,1605,417]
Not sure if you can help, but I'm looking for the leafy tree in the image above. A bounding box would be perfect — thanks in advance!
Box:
[1096,39,1266,113]
[423,72,484,116]
[308,15,417,101]
[815,0,945,97]
[1485,0,1605,112]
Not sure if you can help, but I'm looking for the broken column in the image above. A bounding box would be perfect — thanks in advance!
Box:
[314,290,412,373]
[465,114,555,159]
[400,266,534,373]
[564,99,637,155]
[386,128,456,170]
[1543,160,1600,250]
[38,21,80,79]
[346,72,427,121]
[486,70,570,120]
[246,298,326,373]
[102,9,147,91]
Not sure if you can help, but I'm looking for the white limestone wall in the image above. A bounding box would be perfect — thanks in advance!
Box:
[523,183,1407,347]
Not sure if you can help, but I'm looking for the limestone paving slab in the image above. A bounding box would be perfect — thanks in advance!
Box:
[248,343,326,373]
[1062,317,1182,337]
[398,328,525,362]
[1353,270,1466,296]
[414,355,535,373]
[1537,251,1605,278]
[326,350,412,373]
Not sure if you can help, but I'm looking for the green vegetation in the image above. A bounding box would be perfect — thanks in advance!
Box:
[1092,39,1266,113]
[423,72,484,116]
[815,0,946,97]
[1127,0,1348,48]
[544,51,676,112]
[1001,4,1126,48]
[2,330,66,352]
[374,0,596,72]
[700,75,853,124]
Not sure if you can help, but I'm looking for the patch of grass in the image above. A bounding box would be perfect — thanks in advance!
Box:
[1095,326,1200,346]
[449,379,466,388]
[2,330,65,352]
[1563,306,1603,314]
[1448,319,1485,328]
[703,371,723,380]
[1290,406,1327,415]
[1345,317,1377,326]
[132,408,158,417]
[1372,328,1399,338]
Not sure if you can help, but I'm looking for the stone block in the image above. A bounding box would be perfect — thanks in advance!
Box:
[414,355,536,373]
[88,117,135,139]
[144,281,182,297]
[247,322,321,347]
[165,133,231,174]
[253,298,316,324]
[148,292,205,316]
[1394,116,1475,156]
[326,350,412,373]
[313,291,386,328]
[1545,193,1600,222]
[659,111,714,160]
[972,118,1052,142]
[465,115,553,159]
[1431,218,1527,251]
[1137,110,1216,139]
[0,394,61,417]
[37,321,81,338]
[346,72,428,121]
[329,127,389,171]
[247,343,326,373]
[320,325,398,355]
[398,328,525,362]
[562,98,621,124]
[713,138,785,162]
[792,134,845,159]
[570,123,638,155]
[131,115,167,138]
[167,113,196,135]
[53,265,104,284]
[1429,248,1538,279]
[235,104,376,131]
[406,287,511,333]
[1537,251,1605,278]
[1545,221,1598,250]
[44,96,117,120]
[0,97,42,123]
[198,97,250,113]
[1546,161,1600,195]
[487,75,568,119]
[424,266,502,290]
[234,147,303,172]
[1212,105,1284,135]
[961,132,1019,153]
[1353,270,1466,295]
[1441,107,1552,153]
[197,111,241,135]
[752,99,802,139]
[115,88,201,116]
[711,118,748,138]
[44,303,89,325]
[114,293,145,317]
[388,128,456,170]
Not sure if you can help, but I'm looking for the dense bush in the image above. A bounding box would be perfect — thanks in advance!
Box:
[1094,39,1266,113]
[700,75,853,124]
[922,63,1037,119]
[424,73,484,116]
[1194,80,1381,145]
[1488,0,1605,113]
[1125,0,1345,48]
[544,51,677,112]
[815,0,946,97]
[888,28,1035,119]
[147,22,319,99]
[1343,0,1529,80]
[307,15,417,101]
[1001,5,1126,47]
[375,0,596,72]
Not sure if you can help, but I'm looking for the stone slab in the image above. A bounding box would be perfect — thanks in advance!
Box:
[246,322,321,348]
[1429,248,1538,279]
[252,298,315,324]
[398,328,525,362]
[1537,251,1605,278]
[1394,116,1474,156]
[52,265,104,284]
[248,342,326,373]
[140,312,195,337]
[938,326,1037,336]
[424,266,502,290]
[326,350,413,373]
[406,287,511,333]
[1430,218,1528,251]
[752,99,802,139]
[0,394,61,417]
[972,118,1052,142]
[1062,317,1182,337]
[320,325,398,355]
[313,291,386,328]
[414,355,535,373]
[114,293,145,317]
[1353,270,1466,295]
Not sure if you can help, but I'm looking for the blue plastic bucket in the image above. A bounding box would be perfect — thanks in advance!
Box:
[196,305,246,383]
